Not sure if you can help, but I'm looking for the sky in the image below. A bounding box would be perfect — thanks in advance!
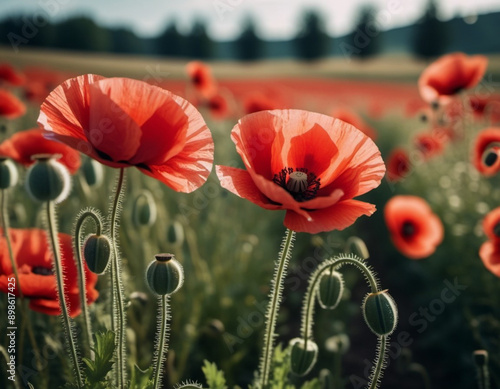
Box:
[1,0,500,40]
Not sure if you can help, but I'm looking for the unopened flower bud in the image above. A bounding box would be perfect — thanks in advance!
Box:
[345,236,370,259]
[362,290,398,336]
[132,190,157,227]
[289,338,318,376]
[26,154,70,203]
[167,220,185,247]
[146,253,184,296]
[82,157,103,187]
[473,350,488,367]
[0,158,18,189]
[317,270,343,310]
[83,234,112,274]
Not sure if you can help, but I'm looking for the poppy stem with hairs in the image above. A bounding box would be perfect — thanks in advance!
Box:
[109,168,127,388]
[259,228,295,387]
[153,294,170,389]
[46,200,84,388]
[369,336,387,389]
[74,210,104,358]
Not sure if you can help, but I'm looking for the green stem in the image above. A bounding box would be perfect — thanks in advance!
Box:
[259,228,295,388]
[74,210,103,357]
[110,168,126,388]
[1,189,21,298]
[153,295,170,389]
[368,335,387,389]
[46,201,83,388]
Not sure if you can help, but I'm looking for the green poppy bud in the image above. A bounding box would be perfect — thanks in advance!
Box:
[167,220,185,247]
[146,254,184,296]
[83,234,112,274]
[289,337,318,377]
[132,190,157,227]
[0,158,18,189]
[362,290,398,336]
[82,157,103,187]
[473,350,488,367]
[345,236,370,259]
[26,154,70,203]
[317,270,344,310]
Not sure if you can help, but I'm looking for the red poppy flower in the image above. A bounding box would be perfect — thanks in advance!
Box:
[482,206,500,243]
[0,128,81,174]
[469,95,500,123]
[22,66,72,103]
[0,63,25,86]
[216,109,385,234]
[413,131,446,160]
[479,207,500,277]
[0,228,98,317]
[472,127,500,176]
[206,92,230,120]
[332,107,377,140]
[419,52,488,104]
[385,195,444,259]
[386,148,411,182]
[38,74,214,193]
[186,61,217,99]
[243,92,281,115]
[0,89,26,119]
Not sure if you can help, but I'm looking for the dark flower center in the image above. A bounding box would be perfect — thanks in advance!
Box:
[483,148,499,167]
[401,221,416,238]
[32,266,54,276]
[273,167,321,202]
[494,222,500,238]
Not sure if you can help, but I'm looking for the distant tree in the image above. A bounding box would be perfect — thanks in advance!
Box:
[233,18,262,61]
[294,10,330,61]
[156,22,186,57]
[348,6,382,60]
[55,17,111,52]
[186,20,213,59]
[412,0,449,59]
[109,28,143,54]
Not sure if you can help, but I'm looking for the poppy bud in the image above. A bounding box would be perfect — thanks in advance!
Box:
[167,220,185,247]
[289,337,318,376]
[345,236,370,259]
[0,157,18,189]
[82,157,103,187]
[83,234,112,274]
[132,190,157,227]
[26,154,70,203]
[473,350,488,367]
[146,253,184,296]
[317,270,344,310]
[362,290,398,336]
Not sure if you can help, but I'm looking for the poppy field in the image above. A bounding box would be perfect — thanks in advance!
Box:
[1,48,500,389]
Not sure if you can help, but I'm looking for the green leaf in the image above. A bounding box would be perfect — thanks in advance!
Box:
[300,378,322,389]
[129,365,154,389]
[202,360,227,389]
[268,344,293,389]
[82,331,116,384]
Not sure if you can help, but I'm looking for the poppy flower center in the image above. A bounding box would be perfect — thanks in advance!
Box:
[482,146,500,167]
[273,167,321,202]
[494,222,500,238]
[401,221,416,238]
[32,266,54,276]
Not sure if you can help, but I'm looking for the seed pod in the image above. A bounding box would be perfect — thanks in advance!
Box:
[83,234,112,274]
[82,158,103,187]
[26,154,70,203]
[289,337,318,377]
[167,220,185,247]
[317,270,343,310]
[362,290,398,336]
[0,158,18,189]
[132,190,157,227]
[146,253,184,296]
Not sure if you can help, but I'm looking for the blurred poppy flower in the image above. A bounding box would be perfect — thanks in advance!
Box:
[0,228,98,317]
[419,52,488,104]
[385,195,443,259]
[386,148,411,182]
[0,89,26,119]
[472,127,500,176]
[469,95,500,123]
[38,74,214,193]
[216,109,385,233]
[332,107,377,140]
[22,66,71,103]
[207,92,230,120]
[243,92,281,115]
[0,63,25,86]
[414,131,446,160]
[0,128,81,174]
[479,207,500,277]
[186,61,217,99]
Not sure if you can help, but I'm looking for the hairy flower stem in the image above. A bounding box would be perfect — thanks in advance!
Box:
[153,295,171,389]
[368,335,387,389]
[74,210,103,357]
[46,201,83,388]
[259,228,295,388]
[110,168,127,388]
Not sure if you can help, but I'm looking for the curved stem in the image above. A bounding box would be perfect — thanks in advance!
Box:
[74,210,103,357]
[368,335,387,389]
[46,201,83,388]
[110,168,126,388]
[259,228,295,388]
[153,295,170,389]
